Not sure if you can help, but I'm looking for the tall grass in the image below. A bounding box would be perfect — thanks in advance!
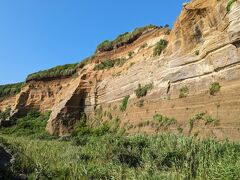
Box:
[0,110,240,179]
[1,110,54,139]
[1,133,240,179]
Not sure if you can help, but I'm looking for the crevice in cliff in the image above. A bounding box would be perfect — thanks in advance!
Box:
[233,40,240,48]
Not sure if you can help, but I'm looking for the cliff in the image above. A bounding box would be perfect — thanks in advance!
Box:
[1,0,240,139]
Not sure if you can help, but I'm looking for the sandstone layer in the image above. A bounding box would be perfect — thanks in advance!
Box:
[1,0,240,139]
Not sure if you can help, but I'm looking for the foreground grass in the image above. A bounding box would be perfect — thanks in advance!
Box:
[1,133,240,179]
[0,111,240,179]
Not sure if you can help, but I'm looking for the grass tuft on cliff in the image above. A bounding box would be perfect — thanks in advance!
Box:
[135,83,153,98]
[227,0,237,12]
[153,39,168,56]
[209,82,221,95]
[26,63,79,82]
[94,58,127,70]
[120,95,130,112]
[0,82,24,98]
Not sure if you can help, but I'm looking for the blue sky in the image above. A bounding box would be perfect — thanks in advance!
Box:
[0,0,186,85]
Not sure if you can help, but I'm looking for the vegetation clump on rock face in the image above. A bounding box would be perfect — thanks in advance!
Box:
[209,82,221,95]
[226,0,237,12]
[26,63,80,82]
[96,25,159,53]
[135,83,153,98]
[0,83,23,98]
[153,39,168,56]
[188,112,219,134]
[120,95,130,112]
[179,86,189,98]
[94,58,127,70]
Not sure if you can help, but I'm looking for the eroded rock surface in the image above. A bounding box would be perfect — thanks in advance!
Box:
[1,0,240,139]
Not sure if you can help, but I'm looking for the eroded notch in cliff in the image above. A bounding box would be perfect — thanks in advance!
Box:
[194,26,203,43]
[233,40,240,48]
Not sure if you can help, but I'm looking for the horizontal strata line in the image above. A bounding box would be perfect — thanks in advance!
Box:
[171,62,240,84]
[168,42,231,69]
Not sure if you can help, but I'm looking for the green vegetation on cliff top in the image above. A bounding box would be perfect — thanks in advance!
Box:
[26,63,79,82]
[96,24,159,53]
[0,82,24,98]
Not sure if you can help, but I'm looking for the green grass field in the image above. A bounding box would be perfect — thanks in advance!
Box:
[0,111,240,179]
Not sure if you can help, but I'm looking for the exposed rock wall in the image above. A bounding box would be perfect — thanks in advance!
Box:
[3,0,240,139]
[0,97,16,112]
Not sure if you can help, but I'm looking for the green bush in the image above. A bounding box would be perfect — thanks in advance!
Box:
[96,40,113,52]
[96,25,159,52]
[153,39,168,56]
[209,82,221,95]
[227,0,237,12]
[1,110,53,139]
[120,96,130,112]
[94,59,114,70]
[179,86,189,98]
[135,83,153,98]
[26,63,79,82]
[0,82,23,98]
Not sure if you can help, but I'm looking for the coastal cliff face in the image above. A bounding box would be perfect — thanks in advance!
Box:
[1,0,240,139]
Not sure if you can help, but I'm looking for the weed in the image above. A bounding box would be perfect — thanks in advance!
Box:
[179,86,189,98]
[120,96,130,112]
[188,112,219,134]
[153,39,168,56]
[210,82,221,95]
[94,58,127,70]
[227,0,237,12]
[135,83,153,98]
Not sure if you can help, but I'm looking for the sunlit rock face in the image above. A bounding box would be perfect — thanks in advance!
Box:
[2,0,240,139]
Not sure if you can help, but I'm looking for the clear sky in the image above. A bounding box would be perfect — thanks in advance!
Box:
[0,0,186,85]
